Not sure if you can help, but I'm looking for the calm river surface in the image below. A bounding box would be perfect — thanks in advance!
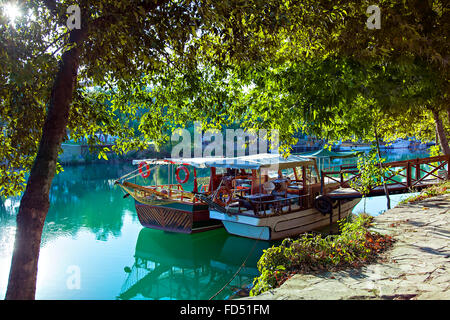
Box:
[0,149,428,299]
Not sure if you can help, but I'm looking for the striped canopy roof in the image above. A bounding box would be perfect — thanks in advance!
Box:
[132,153,315,170]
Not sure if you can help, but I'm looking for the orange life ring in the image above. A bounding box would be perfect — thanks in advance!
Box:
[139,162,151,178]
[214,186,233,206]
[175,166,190,184]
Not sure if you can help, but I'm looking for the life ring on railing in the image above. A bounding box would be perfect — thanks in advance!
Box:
[314,195,333,215]
[175,166,190,184]
[139,162,151,178]
[214,186,233,207]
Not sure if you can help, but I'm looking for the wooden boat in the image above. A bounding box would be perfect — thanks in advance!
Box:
[115,157,224,233]
[194,153,360,240]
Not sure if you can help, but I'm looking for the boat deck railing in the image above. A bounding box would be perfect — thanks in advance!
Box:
[131,182,202,204]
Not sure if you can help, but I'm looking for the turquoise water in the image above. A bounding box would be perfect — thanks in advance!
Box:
[0,149,428,299]
[0,163,270,300]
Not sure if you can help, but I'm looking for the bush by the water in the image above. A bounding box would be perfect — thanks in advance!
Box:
[250,214,394,296]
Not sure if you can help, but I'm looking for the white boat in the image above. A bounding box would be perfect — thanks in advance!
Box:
[196,153,360,240]
[209,199,360,240]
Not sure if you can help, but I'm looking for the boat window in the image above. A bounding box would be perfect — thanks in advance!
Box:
[267,170,278,178]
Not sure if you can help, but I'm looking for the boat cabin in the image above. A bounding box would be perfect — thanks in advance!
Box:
[193,153,322,216]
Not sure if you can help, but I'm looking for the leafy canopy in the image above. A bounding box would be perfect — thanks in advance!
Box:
[0,0,299,197]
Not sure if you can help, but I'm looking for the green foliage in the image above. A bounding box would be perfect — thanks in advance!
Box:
[206,0,450,153]
[348,150,390,197]
[1,0,449,197]
[428,144,443,168]
[250,214,394,296]
[0,0,299,197]
[429,145,442,158]
[399,180,450,204]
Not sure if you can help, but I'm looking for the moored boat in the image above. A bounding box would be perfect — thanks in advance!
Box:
[194,153,360,240]
[115,157,224,233]
[337,141,372,151]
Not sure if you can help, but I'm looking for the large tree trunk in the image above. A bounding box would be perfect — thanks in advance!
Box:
[5,30,85,300]
[431,109,450,156]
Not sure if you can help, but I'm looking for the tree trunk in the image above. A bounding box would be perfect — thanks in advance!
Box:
[431,109,450,156]
[374,125,390,210]
[5,29,85,300]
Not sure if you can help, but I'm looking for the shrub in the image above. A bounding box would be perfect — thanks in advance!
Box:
[399,181,450,204]
[250,214,394,296]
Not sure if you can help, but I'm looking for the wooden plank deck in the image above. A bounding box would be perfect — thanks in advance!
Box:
[326,179,440,200]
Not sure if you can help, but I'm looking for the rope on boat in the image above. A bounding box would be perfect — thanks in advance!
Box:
[115,181,186,206]
[116,166,143,181]
[208,228,264,300]
[193,192,231,214]
[117,164,158,182]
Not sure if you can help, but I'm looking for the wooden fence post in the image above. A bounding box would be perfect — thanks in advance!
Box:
[416,158,420,181]
[407,161,411,187]
[302,166,307,190]
[320,171,324,194]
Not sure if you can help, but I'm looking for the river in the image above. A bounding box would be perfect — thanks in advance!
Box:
[0,149,429,299]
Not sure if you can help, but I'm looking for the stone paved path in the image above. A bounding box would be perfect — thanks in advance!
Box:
[245,195,450,300]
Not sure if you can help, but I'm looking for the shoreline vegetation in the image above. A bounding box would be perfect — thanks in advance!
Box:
[398,181,450,204]
[248,180,450,297]
[249,214,394,296]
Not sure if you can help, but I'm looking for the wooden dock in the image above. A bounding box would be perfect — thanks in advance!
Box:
[321,155,450,199]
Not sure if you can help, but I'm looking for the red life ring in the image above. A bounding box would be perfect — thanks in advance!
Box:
[175,166,190,184]
[139,162,151,178]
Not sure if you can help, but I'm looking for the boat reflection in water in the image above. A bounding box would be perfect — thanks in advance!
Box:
[118,228,271,300]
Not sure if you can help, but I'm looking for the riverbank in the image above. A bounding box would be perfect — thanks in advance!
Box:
[244,194,450,300]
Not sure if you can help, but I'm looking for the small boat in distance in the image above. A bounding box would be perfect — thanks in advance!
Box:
[337,138,414,152]
[337,141,372,151]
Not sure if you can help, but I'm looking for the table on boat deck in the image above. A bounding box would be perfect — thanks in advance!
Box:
[241,193,274,214]
[243,193,273,201]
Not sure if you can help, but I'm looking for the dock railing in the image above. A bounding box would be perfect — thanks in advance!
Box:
[320,155,450,194]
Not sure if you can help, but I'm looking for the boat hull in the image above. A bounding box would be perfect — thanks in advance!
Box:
[135,200,222,234]
[209,198,360,240]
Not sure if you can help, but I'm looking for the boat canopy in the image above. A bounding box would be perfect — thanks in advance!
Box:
[132,153,315,170]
